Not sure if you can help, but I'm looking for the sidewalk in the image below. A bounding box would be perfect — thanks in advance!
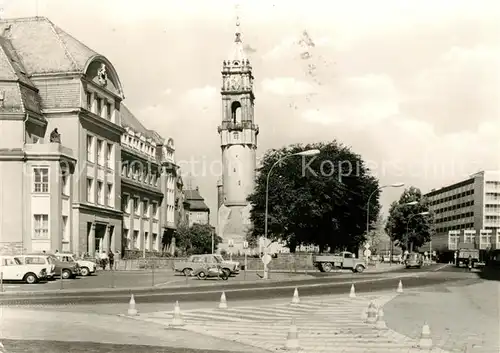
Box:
[383,280,499,352]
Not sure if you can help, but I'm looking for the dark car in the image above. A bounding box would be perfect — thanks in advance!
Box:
[405,252,423,269]
[47,254,79,279]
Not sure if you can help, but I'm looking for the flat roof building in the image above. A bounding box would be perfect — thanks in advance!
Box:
[424,171,500,252]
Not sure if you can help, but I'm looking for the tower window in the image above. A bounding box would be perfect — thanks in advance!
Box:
[234,168,236,172]
[231,101,242,124]
[233,132,238,139]
[238,181,241,186]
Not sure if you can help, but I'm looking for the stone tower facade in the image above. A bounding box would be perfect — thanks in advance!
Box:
[217,24,259,253]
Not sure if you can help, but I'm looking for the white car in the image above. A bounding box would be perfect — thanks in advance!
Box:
[15,254,56,279]
[55,253,96,276]
[0,256,47,284]
[214,254,240,274]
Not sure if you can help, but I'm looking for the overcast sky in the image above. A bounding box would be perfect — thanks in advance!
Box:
[3,0,499,223]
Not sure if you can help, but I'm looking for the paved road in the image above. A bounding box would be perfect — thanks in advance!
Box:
[0,265,464,306]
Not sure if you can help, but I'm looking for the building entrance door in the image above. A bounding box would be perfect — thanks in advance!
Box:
[95,224,107,253]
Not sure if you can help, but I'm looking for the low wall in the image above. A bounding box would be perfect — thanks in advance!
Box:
[113,253,315,271]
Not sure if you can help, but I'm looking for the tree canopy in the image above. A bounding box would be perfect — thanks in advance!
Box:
[247,141,380,253]
[385,186,434,251]
[175,223,221,255]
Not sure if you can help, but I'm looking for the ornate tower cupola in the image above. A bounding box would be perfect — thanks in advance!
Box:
[217,16,258,208]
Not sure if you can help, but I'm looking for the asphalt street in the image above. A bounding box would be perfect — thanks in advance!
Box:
[0,264,473,306]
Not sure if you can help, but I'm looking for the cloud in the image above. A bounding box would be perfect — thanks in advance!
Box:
[183,85,218,104]
[261,77,317,96]
[301,108,340,125]
[262,33,333,61]
[162,88,172,96]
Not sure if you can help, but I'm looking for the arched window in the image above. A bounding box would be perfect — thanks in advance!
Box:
[231,101,242,124]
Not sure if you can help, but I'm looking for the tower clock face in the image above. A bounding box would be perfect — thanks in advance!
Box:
[230,76,241,90]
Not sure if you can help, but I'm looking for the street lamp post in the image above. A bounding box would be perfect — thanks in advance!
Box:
[263,149,320,279]
[366,183,405,243]
[406,211,430,252]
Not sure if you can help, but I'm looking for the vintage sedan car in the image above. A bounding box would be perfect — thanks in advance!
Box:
[0,256,47,284]
[54,253,96,276]
[14,254,56,279]
[46,254,79,279]
[174,254,239,277]
[405,252,423,269]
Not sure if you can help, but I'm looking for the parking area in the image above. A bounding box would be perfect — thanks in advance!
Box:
[0,268,310,292]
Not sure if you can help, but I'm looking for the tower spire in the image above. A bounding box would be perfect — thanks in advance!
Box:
[234,3,241,43]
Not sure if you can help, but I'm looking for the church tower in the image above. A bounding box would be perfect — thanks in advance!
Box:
[217,18,258,253]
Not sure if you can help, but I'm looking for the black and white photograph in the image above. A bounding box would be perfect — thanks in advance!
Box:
[0,1,498,352]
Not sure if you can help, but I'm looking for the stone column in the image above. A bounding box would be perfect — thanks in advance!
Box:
[88,223,96,256]
[104,224,110,252]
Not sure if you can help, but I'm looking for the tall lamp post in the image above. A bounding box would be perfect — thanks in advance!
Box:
[366,183,405,245]
[263,149,320,279]
[406,211,430,253]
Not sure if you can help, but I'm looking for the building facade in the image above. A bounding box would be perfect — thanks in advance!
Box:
[159,138,177,249]
[185,187,210,227]
[424,170,500,252]
[120,104,163,255]
[217,23,258,253]
[0,31,77,254]
[0,16,179,258]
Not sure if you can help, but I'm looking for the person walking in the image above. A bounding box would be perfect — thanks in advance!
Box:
[99,250,108,270]
[468,255,473,271]
[108,249,114,271]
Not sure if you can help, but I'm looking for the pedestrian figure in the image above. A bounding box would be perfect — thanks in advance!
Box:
[100,250,108,270]
[108,249,114,271]
[468,255,472,271]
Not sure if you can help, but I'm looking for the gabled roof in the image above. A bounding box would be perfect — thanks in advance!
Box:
[0,35,42,115]
[121,103,164,144]
[184,188,210,211]
[0,17,98,75]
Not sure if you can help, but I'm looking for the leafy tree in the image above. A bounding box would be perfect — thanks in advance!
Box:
[247,141,380,253]
[385,186,434,251]
[366,213,388,254]
[190,223,222,254]
[174,223,221,255]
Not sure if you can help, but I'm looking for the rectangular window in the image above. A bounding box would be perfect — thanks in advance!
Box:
[33,167,49,193]
[134,198,139,215]
[86,91,92,110]
[97,181,103,204]
[144,232,149,250]
[152,233,158,251]
[62,215,69,242]
[33,214,49,238]
[133,230,139,249]
[106,183,113,206]
[152,202,158,220]
[143,200,149,217]
[97,139,103,165]
[86,178,94,203]
[106,102,112,120]
[61,174,69,196]
[96,97,102,116]
[122,194,129,213]
[86,135,94,162]
[106,143,113,168]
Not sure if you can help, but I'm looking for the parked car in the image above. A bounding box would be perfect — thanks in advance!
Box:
[54,253,96,276]
[174,254,238,277]
[0,256,47,284]
[405,252,423,269]
[14,254,56,279]
[213,254,240,274]
[46,254,79,279]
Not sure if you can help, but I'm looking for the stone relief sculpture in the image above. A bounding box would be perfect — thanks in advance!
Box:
[97,63,107,86]
[49,128,61,143]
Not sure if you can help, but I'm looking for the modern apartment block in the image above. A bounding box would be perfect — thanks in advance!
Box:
[424,170,500,252]
[0,16,181,257]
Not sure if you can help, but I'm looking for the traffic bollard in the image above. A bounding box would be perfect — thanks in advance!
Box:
[151,261,155,287]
